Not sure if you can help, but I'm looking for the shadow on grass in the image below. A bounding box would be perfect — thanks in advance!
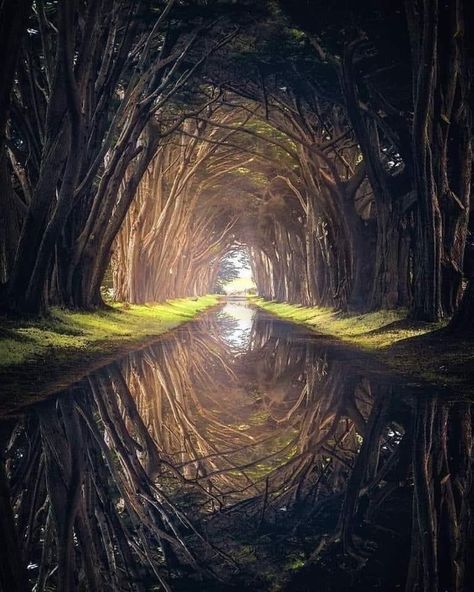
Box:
[362,318,435,336]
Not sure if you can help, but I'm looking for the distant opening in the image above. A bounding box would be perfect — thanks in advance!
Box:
[215,248,256,296]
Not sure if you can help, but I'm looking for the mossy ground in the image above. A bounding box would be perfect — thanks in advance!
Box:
[0,296,219,407]
[0,296,219,368]
[250,297,474,395]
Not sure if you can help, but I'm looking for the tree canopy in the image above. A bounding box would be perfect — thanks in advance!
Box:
[0,0,472,331]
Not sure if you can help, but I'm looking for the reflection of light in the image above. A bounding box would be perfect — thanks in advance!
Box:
[218,302,255,351]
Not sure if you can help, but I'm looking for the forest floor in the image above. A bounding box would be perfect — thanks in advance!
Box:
[0,295,219,409]
[251,297,474,397]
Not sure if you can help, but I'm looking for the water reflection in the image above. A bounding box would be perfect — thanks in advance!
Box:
[216,300,255,351]
[0,303,472,592]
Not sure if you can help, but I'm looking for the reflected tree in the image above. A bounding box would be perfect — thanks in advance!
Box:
[0,311,472,591]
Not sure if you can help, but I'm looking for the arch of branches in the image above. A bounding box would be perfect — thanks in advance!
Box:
[0,0,473,332]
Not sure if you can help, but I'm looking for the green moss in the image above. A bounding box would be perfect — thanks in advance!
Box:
[250,297,474,395]
[0,296,219,369]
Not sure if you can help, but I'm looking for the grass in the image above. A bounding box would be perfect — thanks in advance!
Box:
[249,298,442,348]
[250,297,474,395]
[0,296,219,406]
[0,296,219,368]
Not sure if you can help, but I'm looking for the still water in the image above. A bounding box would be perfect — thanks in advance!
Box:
[1,301,472,592]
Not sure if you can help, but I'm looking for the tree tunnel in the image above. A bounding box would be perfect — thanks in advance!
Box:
[1,3,474,592]
[0,0,472,332]
[109,97,384,311]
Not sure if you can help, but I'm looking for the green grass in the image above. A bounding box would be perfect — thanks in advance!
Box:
[250,297,474,394]
[250,297,443,348]
[0,296,219,369]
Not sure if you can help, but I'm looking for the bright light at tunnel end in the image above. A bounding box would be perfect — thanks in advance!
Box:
[216,248,256,295]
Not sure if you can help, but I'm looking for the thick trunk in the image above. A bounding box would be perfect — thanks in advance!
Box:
[448,279,474,335]
[411,127,442,322]
[0,152,24,285]
[409,0,441,321]
[341,42,412,312]
[67,251,106,309]
[23,123,82,312]
[4,0,75,314]
[5,134,67,312]
[348,220,376,311]
[371,202,412,310]
[0,0,32,301]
